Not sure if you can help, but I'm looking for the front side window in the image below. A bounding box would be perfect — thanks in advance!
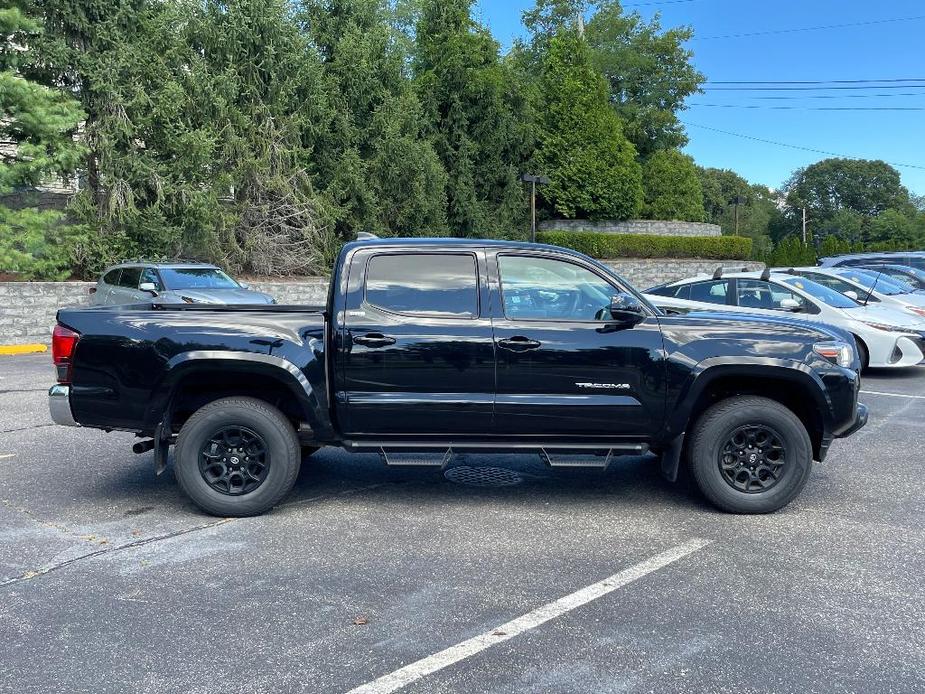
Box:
[139,268,163,291]
[737,279,810,312]
[498,255,617,321]
[365,253,478,318]
[688,280,730,305]
[117,267,142,288]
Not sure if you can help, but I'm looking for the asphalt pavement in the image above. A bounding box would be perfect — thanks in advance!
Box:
[1,354,923,693]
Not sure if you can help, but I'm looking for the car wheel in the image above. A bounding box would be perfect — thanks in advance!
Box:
[852,336,869,372]
[174,397,301,517]
[688,396,813,514]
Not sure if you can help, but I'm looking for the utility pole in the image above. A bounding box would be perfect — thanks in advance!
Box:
[802,207,807,244]
[731,196,746,236]
[520,174,550,243]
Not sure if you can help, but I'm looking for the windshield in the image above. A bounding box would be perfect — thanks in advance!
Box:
[782,277,858,309]
[835,269,908,296]
[160,267,239,290]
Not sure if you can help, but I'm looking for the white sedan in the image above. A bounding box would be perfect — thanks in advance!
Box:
[778,266,925,318]
[645,270,925,370]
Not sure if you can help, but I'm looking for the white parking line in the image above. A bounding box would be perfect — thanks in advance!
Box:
[0,453,14,460]
[861,390,925,400]
[345,537,712,694]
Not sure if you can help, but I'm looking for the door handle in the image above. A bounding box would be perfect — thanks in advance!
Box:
[353,332,397,348]
[497,336,542,352]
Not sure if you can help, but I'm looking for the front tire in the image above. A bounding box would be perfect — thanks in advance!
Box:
[174,397,301,517]
[688,396,813,514]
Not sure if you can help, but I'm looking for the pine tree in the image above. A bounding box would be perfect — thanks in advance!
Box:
[0,3,84,279]
[534,32,642,220]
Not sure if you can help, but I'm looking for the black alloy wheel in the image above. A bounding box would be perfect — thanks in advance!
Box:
[718,424,786,493]
[199,425,270,496]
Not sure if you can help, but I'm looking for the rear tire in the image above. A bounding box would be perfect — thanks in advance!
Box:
[174,397,300,517]
[688,396,813,514]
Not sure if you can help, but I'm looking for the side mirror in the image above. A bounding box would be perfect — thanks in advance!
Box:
[239,282,250,290]
[843,290,859,301]
[609,293,646,325]
[779,298,802,312]
[139,282,159,296]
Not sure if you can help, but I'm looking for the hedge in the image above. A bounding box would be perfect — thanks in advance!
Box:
[536,231,752,260]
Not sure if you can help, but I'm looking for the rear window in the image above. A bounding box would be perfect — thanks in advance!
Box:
[102,269,121,285]
[117,267,142,288]
[365,253,478,318]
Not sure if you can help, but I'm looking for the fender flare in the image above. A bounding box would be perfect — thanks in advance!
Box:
[145,350,330,438]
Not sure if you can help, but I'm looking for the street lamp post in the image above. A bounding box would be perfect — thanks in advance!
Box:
[520,173,550,243]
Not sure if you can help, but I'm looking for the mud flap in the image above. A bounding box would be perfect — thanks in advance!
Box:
[660,433,685,483]
[153,413,172,476]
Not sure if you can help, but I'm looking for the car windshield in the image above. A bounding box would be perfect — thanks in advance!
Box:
[781,277,858,308]
[835,269,908,295]
[160,267,239,289]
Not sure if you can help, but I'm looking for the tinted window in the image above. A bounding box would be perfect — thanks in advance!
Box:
[799,272,878,302]
[737,279,810,312]
[102,269,121,286]
[836,269,907,295]
[688,280,730,305]
[160,267,238,289]
[117,267,142,288]
[365,253,478,318]
[139,267,163,291]
[648,283,690,300]
[498,255,616,321]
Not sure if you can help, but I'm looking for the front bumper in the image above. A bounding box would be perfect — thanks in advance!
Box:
[48,384,79,427]
[836,402,869,439]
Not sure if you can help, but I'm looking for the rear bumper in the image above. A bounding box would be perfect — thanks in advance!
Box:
[836,402,869,439]
[48,384,79,427]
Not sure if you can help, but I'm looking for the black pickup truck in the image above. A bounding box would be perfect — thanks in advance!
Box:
[49,238,868,516]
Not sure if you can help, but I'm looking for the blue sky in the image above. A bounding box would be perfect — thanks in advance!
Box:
[475,0,925,195]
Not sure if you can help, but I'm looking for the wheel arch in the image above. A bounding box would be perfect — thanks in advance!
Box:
[146,351,330,439]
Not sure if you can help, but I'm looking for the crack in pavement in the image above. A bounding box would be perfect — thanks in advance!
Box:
[0,423,55,434]
[0,517,234,587]
[0,480,410,588]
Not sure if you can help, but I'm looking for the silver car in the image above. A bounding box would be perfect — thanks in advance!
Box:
[90,262,276,305]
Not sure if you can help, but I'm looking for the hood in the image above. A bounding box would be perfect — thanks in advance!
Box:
[162,288,275,305]
[838,303,925,333]
[676,309,850,343]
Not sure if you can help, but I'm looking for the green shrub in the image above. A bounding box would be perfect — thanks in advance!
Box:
[536,231,752,260]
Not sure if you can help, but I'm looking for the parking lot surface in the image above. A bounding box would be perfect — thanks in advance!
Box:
[1,354,923,693]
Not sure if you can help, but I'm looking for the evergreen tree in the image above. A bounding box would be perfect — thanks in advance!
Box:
[641,150,703,222]
[413,0,531,237]
[534,32,642,220]
[0,2,84,279]
[299,0,447,236]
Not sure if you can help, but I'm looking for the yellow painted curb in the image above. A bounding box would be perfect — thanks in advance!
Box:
[0,344,48,355]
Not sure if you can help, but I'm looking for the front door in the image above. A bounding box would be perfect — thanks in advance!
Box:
[490,252,666,439]
[337,249,495,437]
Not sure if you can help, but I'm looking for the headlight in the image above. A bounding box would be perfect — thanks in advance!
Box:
[813,341,854,368]
[862,321,911,333]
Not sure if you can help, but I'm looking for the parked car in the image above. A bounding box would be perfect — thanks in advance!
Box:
[89,261,276,305]
[857,264,925,290]
[818,251,925,271]
[646,269,925,370]
[780,266,925,319]
[49,238,867,517]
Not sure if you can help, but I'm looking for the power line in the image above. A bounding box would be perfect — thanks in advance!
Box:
[622,0,701,6]
[750,92,925,100]
[695,15,925,40]
[706,78,925,85]
[689,103,925,111]
[703,84,925,91]
[680,121,925,170]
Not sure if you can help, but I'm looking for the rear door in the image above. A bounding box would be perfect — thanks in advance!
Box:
[336,248,495,436]
[489,251,666,438]
[110,266,144,304]
[94,269,122,304]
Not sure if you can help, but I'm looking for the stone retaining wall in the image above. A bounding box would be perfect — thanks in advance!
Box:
[0,259,763,346]
[540,219,721,237]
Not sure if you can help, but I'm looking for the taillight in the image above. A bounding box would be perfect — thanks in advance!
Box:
[52,324,80,384]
